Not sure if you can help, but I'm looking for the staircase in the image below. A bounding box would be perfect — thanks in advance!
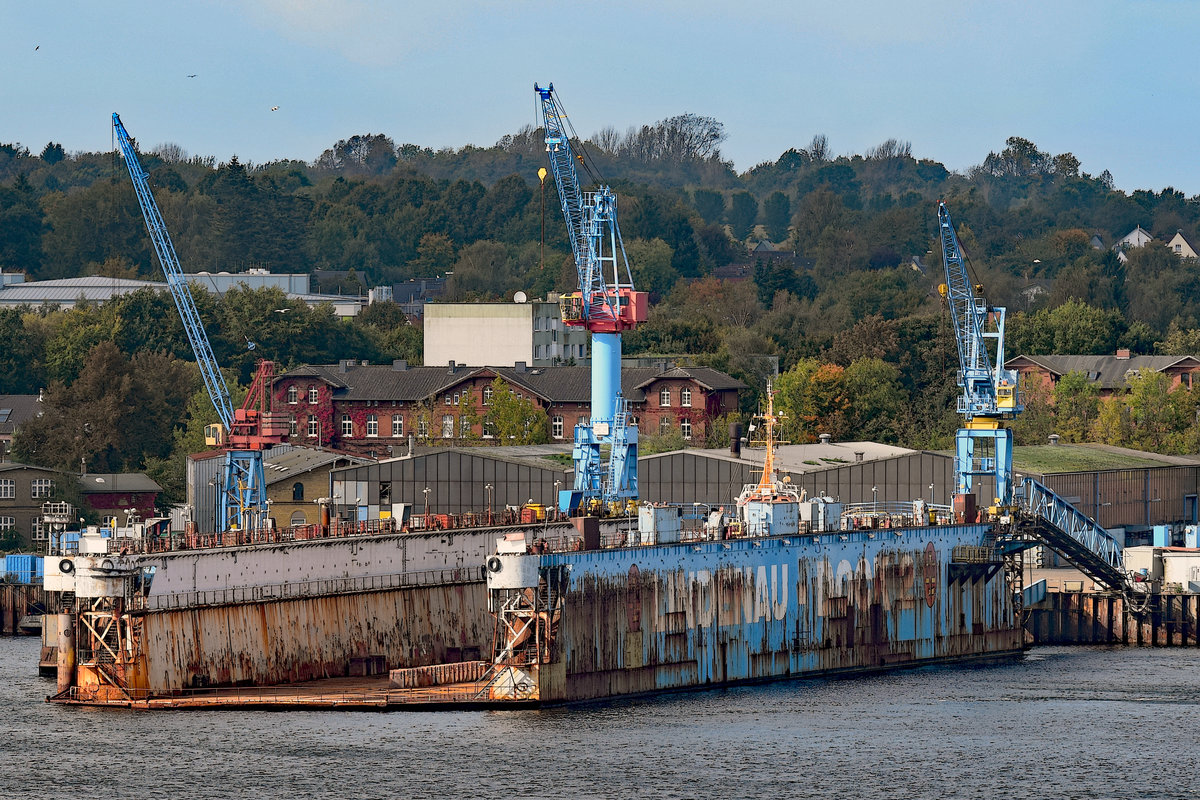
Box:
[1012,478,1128,592]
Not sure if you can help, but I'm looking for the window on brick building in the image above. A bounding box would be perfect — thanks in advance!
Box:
[392,416,403,437]
[552,416,564,438]
[659,388,671,407]
[308,386,319,404]
[341,415,353,436]
[366,414,378,437]
[287,386,298,404]
[681,418,692,440]
[681,387,692,407]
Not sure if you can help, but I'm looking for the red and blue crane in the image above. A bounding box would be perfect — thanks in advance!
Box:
[534,84,648,514]
[113,113,286,533]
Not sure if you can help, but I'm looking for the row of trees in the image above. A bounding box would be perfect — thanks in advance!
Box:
[5,118,1200,488]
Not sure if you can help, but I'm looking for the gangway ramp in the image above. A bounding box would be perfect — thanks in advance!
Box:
[1011,478,1129,592]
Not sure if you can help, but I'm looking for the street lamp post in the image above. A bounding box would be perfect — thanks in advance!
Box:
[485,483,493,524]
[872,486,878,514]
[423,487,431,523]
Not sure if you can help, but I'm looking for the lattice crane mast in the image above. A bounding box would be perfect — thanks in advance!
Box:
[113,113,286,532]
[937,201,1022,511]
[534,84,648,515]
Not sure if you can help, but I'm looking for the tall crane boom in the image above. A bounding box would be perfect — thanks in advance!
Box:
[534,83,648,515]
[113,113,284,532]
[937,201,1021,510]
[112,114,234,431]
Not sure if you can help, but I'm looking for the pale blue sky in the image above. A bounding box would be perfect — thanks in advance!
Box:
[3,1,1196,193]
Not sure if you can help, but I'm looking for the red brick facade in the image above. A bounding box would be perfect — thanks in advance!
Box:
[272,363,744,457]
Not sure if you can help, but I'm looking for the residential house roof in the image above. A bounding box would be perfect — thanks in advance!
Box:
[0,395,40,437]
[280,363,748,406]
[1117,225,1152,249]
[1006,354,1200,390]
[1166,230,1198,259]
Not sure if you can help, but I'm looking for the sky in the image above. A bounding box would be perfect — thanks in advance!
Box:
[3,0,1199,194]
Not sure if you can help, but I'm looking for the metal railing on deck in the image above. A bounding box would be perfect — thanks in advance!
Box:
[133,566,482,611]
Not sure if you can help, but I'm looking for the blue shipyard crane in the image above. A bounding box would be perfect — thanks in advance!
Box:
[939,202,1129,592]
[112,113,286,532]
[937,201,1021,510]
[534,84,649,514]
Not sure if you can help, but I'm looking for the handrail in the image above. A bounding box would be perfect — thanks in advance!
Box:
[133,566,482,612]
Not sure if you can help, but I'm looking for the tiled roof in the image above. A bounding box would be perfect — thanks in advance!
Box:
[1007,355,1200,390]
[79,473,162,494]
[262,446,372,485]
[632,366,748,392]
[0,395,41,436]
[277,363,746,405]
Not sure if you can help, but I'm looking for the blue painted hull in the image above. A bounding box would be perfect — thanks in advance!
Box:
[528,524,1022,703]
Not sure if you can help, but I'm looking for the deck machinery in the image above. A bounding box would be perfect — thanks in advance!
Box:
[534,84,648,516]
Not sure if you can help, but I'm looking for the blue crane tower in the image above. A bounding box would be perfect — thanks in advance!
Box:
[939,201,1129,592]
[534,84,649,515]
[112,113,286,533]
[937,201,1022,511]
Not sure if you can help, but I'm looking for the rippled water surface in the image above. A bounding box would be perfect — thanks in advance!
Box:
[2,637,1197,799]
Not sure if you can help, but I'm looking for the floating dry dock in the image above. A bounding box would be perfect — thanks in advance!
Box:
[44,498,1027,709]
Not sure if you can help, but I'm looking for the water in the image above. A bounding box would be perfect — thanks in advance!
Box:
[2,637,1197,800]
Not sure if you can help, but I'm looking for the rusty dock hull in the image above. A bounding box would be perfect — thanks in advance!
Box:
[517,523,1023,704]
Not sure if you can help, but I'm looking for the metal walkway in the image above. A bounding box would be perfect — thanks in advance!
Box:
[1010,478,1129,592]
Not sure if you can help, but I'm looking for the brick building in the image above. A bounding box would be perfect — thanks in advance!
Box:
[272,361,746,457]
[0,464,160,550]
[1006,351,1200,399]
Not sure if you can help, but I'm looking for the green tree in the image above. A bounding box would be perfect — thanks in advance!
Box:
[1008,300,1125,355]
[842,357,906,443]
[625,237,680,299]
[483,378,549,444]
[692,189,725,224]
[1125,369,1179,452]
[726,191,758,240]
[0,173,47,275]
[762,191,792,242]
[1052,371,1100,442]
[775,358,850,442]
[1011,373,1054,445]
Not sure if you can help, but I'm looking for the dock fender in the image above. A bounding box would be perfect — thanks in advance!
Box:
[486,556,503,573]
[59,559,75,575]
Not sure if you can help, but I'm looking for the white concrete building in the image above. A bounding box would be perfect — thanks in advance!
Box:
[423,299,591,367]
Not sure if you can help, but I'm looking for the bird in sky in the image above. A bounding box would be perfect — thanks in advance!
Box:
[187,73,197,78]
[270,106,279,111]
[34,45,39,51]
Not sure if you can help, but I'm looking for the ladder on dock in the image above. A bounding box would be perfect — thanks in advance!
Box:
[1010,478,1129,592]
